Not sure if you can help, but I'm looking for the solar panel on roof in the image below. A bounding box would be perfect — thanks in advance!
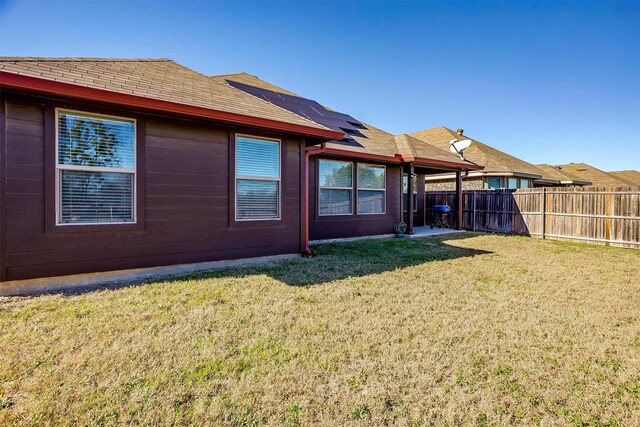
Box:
[340,127,366,138]
[334,137,363,148]
[226,79,368,139]
[347,121,367,130]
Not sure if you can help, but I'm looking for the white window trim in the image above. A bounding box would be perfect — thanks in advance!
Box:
[318,159,354,216]
[234,134,281,221]
[356,163,386,215]
[55,108,137,226]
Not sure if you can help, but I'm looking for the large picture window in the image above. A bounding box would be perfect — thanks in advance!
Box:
[56,110,136,225]
[357,164,385,214]
[235,135,280,220]
[318,159,353,215]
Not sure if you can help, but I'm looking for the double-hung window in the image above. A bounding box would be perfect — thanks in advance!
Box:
[487,177,502,189]
[357,164,385,214]
[318,159,353,215]
[56,110,136,225]
[235,135,281,220]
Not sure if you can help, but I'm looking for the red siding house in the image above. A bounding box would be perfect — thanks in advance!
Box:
[0,58,481,283]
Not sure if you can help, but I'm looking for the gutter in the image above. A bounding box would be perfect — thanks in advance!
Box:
[426,171,542,181]
[302,144,327,256]
[314,148,482,171]
[0,71,344,140]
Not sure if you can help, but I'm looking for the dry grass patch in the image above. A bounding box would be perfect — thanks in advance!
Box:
[1,234,639,426]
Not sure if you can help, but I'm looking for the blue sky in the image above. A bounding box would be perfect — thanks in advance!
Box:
[1,0,639,171]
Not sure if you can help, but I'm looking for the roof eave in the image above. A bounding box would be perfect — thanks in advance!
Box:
[559,180,592,186]
[425,170,543,181]
[413,156,484,171]
[533,178,561,185]
[318,149,485,170]
[0,71,343,140]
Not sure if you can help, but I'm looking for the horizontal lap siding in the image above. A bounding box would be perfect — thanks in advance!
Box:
[4,100,45,249]
[2,97,302,281]
[309,157,401,240]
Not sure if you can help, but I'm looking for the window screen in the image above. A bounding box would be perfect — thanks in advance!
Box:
[357,164,385,214]
[235,136,280,220]
[57,110,135,224]
[318,159,353,215]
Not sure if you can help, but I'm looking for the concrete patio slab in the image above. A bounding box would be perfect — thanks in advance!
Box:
[310,227,465,245]
[406,226,466,238]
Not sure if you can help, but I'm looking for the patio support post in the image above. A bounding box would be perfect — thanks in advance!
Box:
[407,164,415,235]
[455,171,463,230]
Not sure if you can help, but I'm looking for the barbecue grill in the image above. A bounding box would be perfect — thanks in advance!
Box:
[431,204,451,229]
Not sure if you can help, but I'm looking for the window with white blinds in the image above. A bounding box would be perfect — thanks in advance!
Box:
[56,110,136,224]
[235,135,281,220]
[357,164,385,214]
[318,159,353,215]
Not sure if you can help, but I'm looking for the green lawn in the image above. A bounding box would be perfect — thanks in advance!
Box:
[1,234,639,426]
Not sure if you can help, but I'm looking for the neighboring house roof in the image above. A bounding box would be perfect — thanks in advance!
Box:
[211,74,480,171]
[0,57,341,139]
[409,126,543,178]
[608,170,640,186]
[554,163,635,187]
[534,164,592,186]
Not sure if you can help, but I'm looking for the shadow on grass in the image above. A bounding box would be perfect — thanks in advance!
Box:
[16,234,491,296]
[182,233,491,287]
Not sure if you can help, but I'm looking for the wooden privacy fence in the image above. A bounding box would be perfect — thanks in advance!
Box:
[425,186,640,249]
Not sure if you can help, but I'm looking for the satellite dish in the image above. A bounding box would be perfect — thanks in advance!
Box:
[449,139,472,160]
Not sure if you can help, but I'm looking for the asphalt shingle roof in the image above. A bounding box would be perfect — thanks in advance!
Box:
[211,74,477,168]
[0,57,328,131]
[534,164,592,185]
[555,163,637,187]
[409,126,543,177]
[608,170,640,186]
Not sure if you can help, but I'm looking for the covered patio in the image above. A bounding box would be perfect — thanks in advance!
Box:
[402,165,468,236]
[394,134,480,236]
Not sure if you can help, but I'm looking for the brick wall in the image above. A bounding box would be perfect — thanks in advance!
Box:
[425,178,484,191]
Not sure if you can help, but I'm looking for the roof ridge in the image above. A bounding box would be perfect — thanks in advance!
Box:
[209,72,252,78]
[0,57,174,62]
[393,133,416,157]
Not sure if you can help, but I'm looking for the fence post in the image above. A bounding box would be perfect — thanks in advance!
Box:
[605,192,611,245]
[541,187,546,239]
[472,190,477,231]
